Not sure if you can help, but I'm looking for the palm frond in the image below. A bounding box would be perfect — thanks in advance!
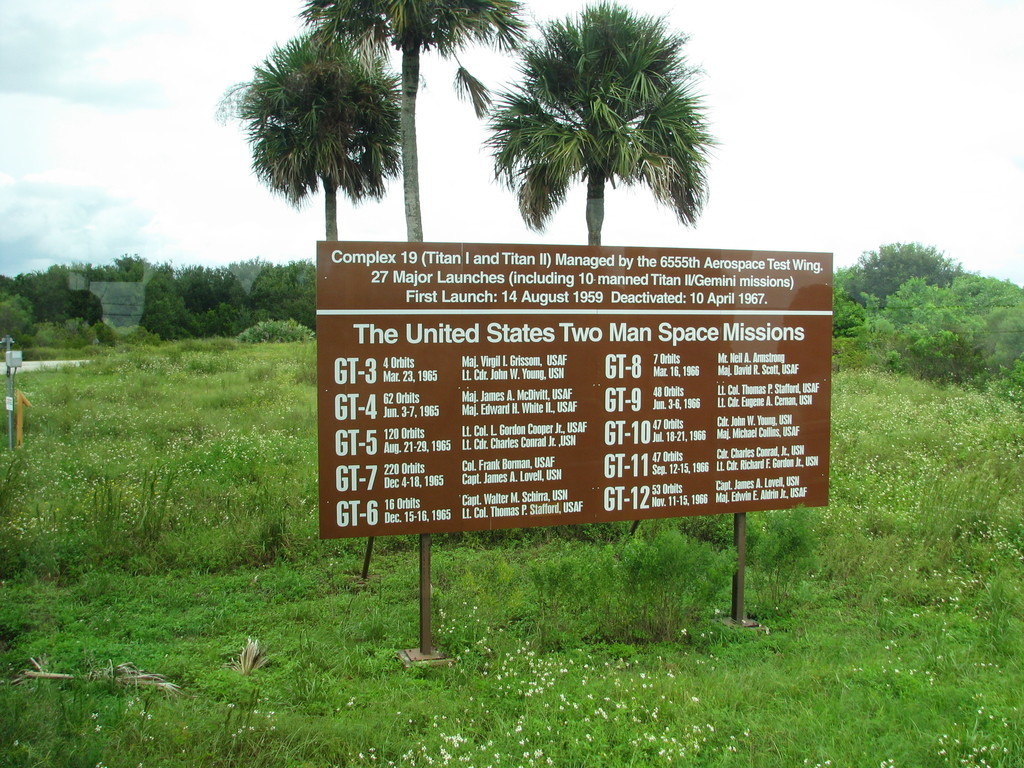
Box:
[12,656,73,684]
[215,83,251,125]
[518,164,570,232]
[13,657,181,695]
[453,65,491,118]
[89,662,183,695]
[227,637,269,676]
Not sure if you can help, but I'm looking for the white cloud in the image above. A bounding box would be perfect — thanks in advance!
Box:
[0,1,178,108]
[0,174,164,274]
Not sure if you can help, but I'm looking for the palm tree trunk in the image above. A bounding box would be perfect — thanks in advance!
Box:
[586,171,605,246]
[324,181,338,240]
[402,46,423,243]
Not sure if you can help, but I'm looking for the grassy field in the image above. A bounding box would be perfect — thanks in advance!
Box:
[1,340,1022,767]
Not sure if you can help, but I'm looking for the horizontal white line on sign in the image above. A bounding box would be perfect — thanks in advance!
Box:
[317,309,833,316]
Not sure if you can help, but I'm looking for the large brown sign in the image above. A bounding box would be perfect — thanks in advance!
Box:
[317,242,831,538]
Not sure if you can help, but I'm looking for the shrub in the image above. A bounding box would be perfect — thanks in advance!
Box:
[750,507,817,605]
[28,319,96,349]
[613,528,734,642]
[528,544,616,649]
[123,326,162,346]
[92,321,118,345]
[524,530,735,647]
[237,319,314,344]
[998,358,1024,409]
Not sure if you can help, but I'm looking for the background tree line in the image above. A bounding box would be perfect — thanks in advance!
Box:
[2,241,1022,401]
[0,255,314,349]
[833,242,1024,399]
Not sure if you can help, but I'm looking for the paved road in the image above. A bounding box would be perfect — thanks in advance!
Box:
[17,360,88,372]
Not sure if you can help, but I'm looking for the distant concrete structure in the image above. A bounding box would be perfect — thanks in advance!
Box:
[88,282,146,329]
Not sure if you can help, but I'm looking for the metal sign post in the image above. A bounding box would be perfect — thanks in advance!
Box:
[3,336,17,451]
[418,533,433,654]
[729,512,760,627]
[398,533,449,666]
[732,512,745,621]
[724,510,767,630]
[360,537,375,582]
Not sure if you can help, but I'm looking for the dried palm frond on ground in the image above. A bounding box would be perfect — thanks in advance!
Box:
[11,657,73,683]
[88,661,182,695]
[12,657,181,695]
[227,637,268,676]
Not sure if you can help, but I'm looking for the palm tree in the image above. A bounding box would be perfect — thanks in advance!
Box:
[223,32,401,240]
[488,2,714,246]
[301,0,528,242]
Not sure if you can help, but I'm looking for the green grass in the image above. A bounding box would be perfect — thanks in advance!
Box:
[1,344,1022,767]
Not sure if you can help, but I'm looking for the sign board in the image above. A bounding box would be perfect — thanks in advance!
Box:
[317,242,831,539]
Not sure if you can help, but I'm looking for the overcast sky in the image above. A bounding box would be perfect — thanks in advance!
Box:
[1,0,1022,283]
